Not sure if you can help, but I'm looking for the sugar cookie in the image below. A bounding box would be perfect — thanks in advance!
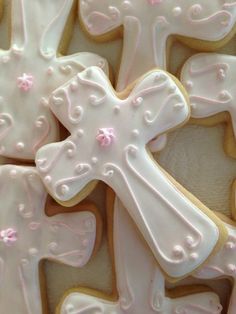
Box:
[36,66,227,280]
[79,0,236,92]
[194,214,236,314]
[181,53,236,158]
[0,0,108,160]
[58,195,222,314]
[79,0,236,152]
[0,164,101,314]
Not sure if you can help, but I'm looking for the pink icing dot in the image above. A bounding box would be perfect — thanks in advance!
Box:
[147,0,162,4]
[0,228,17,246]
[17,73,34,91]
[96,128,115,147]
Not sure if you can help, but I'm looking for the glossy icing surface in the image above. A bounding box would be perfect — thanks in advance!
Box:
[79,0,236,91]
[0,0,108,160]
[0,165,97,313]
[36,66,220,279]
[60,199,222,314]
[181,53,236,137]
[195,221,236,314]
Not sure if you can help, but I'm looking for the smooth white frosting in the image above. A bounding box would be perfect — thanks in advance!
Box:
[79,0,236,152]
[181,53,236,138]
[79,0,236,91]
[60,198,222,314]
[36,66,220,279]
[0,165,97,313]
[195,221,236,314]
[0,0,108,160]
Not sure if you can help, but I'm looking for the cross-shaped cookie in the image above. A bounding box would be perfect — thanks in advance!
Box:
[181,53,236,158]
[36,66,226,280]
[0,0,108,160]
[0,165,100,313]
[79,0,236,91]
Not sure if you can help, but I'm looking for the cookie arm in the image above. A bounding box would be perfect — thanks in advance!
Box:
[59,53,109,77]
[42,211,97,267]
[105,150,221,279]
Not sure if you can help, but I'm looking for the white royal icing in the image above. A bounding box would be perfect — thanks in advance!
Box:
[79,0,236,92]
[0,165,97,313]
[181,53,236,138]
[36,66,221,279]
[194,220,236,314]
[0,0,108,160]
[60,198,222,314]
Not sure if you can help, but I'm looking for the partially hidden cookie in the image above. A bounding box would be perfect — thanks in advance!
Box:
[181,53,236,158]
[58,192,223,314]
[79,0,236,153]
[79,0,236,92]
[0,165,102,314]
[36,66,227,280]
[194,213,236,314]
[0,0,109,160]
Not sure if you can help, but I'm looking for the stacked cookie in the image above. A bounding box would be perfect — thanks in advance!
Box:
[1,0,236,313]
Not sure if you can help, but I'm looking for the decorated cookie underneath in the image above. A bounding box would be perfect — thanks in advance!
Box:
[36,66,227,280]
[0,165,101,314]
[58,196,222,314]
[181,53,236,158]
[79,0,236,92]
[79,0,236,153]
[0,0,108,160]
[194,214,236,314]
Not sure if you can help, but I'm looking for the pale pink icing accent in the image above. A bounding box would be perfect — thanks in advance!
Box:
[96,128,115,147]
[0,228,17,245]
[17,73,34,91]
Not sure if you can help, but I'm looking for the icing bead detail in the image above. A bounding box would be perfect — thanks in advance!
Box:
[172,7,182,17]
[47,67,54,75]
[227,264,236,274]
[173,245,184,257]
[44,176,52,184]
[0,228,17,245]
[91,157,98,164]
[16,142,25,152]
[96,128,115,147]
[61,184,70,196]
[77,129,84,137]
[17,73,34,91]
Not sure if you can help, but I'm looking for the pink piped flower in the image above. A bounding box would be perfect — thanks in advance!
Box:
[96,128,115,147]
[17,73,34,91]
[147,0,162,4]
[0,228,18,246]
